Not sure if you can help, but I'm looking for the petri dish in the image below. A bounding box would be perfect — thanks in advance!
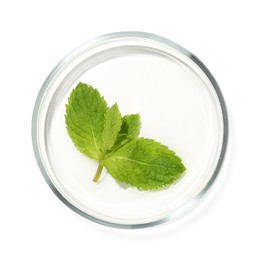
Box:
[32,32,228,228]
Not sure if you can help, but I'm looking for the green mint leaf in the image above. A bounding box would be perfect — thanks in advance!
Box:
[65,82,186,189]
[101,103,122,153]
[102,138,186,190]
[112,114,141,149]
[65,82,107,160]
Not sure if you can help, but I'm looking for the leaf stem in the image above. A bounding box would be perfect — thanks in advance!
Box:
[93,162,104,183]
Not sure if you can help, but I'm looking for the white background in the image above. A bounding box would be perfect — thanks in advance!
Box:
[1,1,259,259]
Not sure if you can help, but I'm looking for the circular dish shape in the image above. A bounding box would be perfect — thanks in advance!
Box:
[32,32,228,228]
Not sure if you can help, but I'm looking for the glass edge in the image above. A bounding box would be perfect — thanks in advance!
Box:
[31,31,229,230]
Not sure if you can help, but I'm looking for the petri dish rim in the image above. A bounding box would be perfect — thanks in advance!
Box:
[32,31,229,229]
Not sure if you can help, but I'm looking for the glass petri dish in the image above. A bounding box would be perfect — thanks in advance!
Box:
[32,32,228,228]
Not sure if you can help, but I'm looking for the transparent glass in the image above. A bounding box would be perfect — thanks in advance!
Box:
[32,32,228,228]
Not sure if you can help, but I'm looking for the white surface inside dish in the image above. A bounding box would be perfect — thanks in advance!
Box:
[37,36,224,225]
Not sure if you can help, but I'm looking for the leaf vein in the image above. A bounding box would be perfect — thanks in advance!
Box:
[111,156,177,170]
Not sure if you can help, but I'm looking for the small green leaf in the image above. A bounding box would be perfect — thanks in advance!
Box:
[65,82,186,189]
[65,82,107,160]
[101,103,122,153]
[113,114,141,150]
[103,138,186,190]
